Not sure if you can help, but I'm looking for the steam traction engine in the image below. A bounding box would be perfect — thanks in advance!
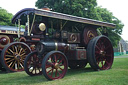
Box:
[10,8,115,80]
[0,26,31,71]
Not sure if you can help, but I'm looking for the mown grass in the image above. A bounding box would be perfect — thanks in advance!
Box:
[0,57,128,85]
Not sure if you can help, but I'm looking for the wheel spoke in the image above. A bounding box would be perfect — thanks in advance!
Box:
[5,55,14,57]
[20,62,24,68]
[11,61,16,68]
[9,62,13,67]
[6,51,11,54]
[17,61,20,69]
[15,63,17,69]
[101,61,104,67]
[5,58,11,61]
[6,58,14,63]
[54,55,57,63]
[9,49,14,54]
[96,45,101,51]
[11,45,15,51]
[47,68,53,74]
[55,69,58,77]
[105,60,109,65]
[19,48,23,55]
[105,44,110,50]
[15,46,18,54]
[31,67,35,73]
[51,69,54,77]
[97,40,102,49]
[17,45,21,53]
[37,67,41,72]
[97,61,100,65]
[58,60,63,64]
[34,68,37,74]
[59,67,64,71]
[20,53,26,56]
[46,61,54,68]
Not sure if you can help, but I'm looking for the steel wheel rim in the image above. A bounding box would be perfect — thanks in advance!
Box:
[3,43,30,71]
[25,52,42,75]
[45,52,68,80]
[94,37,114,70]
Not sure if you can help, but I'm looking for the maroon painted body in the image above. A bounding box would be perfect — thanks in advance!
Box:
[67,49,86,60]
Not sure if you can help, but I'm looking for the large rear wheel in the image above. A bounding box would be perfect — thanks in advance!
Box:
[42,51,68,80]
[0,42,31,72]
[87,35,114,70]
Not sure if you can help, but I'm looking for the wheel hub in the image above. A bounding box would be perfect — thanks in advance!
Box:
[100,50,106,56]
[14,53,21,60]
[54,63,59,69]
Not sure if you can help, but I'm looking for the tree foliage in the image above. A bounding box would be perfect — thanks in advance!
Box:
[35,0,124,47]
[36,0,98,19]
[0,7,13,26]
[96,7,124,47]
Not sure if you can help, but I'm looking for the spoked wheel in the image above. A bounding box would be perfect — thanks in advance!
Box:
[87,35,114,70]
[83,27,98,46]
[42,51,68,80]
[24,51,43,76]
[68,60,87,69]
[0,42,31,72]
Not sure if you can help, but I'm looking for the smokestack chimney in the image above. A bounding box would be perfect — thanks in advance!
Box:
[42,6,50,11]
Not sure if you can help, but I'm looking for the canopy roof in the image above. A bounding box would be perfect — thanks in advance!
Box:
[12,8,115,28]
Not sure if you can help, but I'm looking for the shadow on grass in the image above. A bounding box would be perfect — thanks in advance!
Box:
[0,71,49,84]
[0,67,95,84]
[67,67,95,76]
[0,71,7,74]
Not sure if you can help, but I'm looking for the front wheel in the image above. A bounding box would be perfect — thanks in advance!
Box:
[42,51,68,80]
[24,51,43,76]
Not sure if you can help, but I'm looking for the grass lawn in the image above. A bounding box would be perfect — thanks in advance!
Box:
[0,57,128,85]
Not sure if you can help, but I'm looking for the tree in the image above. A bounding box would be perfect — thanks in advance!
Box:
[36,0,98,19]
[0,7,13,26]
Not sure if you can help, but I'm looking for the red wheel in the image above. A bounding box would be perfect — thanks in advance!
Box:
[83,28,98,46]
[42,51,68,80]
[24,51,43,76]
[0,42,31,72]
[87,35,114,70]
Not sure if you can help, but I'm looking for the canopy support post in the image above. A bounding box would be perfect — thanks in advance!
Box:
[18,19,21,38]
[27,15,30,36]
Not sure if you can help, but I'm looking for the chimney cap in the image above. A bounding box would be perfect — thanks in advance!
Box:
[42,6,50,11]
